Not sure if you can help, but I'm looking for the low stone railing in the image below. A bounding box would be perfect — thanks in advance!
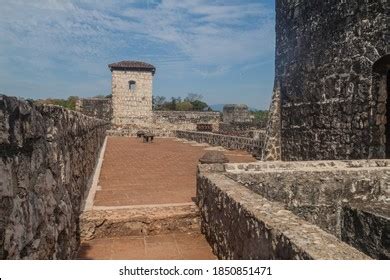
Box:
[197,164,371,260]
[224,160,390,259]
[176,130,262,158]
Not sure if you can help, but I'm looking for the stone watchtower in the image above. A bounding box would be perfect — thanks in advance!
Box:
[108,61,156,126]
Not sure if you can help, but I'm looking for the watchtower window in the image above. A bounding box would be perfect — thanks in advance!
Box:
[129,81,136,91]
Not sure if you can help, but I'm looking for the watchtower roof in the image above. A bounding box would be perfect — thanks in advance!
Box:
[108,60,156,74]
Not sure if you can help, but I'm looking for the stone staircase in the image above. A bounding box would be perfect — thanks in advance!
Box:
[80,203,200,241]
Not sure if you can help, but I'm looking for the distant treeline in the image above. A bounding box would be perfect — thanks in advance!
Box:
[153,93,211,111]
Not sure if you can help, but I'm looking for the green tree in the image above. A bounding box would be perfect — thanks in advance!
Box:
[66,96,78,110]
[169,97,180,110]
[184,93,208,111]
[176,101,193,111]
[190,100,208,111]
[153,96,166,110]
[34,96,79,110]
[150,94,210,111]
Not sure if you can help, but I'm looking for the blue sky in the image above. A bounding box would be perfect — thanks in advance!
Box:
[0,0,275,109]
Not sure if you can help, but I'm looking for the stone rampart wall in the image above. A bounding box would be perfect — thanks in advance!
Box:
[0,95,108,259]
[176,131,263,158]
[108,111,221,137]
[218,122,265,137]
[76,98,112,122]
[153,111,221,132]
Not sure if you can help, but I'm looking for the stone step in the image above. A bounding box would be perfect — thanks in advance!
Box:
[80,203,200,241]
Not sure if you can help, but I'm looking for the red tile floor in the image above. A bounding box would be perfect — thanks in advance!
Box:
[78,137,256,260]
[78,232,216,260]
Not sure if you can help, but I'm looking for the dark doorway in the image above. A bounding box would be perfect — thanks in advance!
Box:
[386,70,390,157]
[372,54,390,158]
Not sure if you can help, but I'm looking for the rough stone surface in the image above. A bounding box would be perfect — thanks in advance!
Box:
[196,168,370,260]
[224,160,390,259]
[199,151,229,164]
[0,95,108,259]
[219,123,265,138]
[222,104,252,124]
[219,104,263,137]
[176,130,263,158]
[76,98,112,122]
[107,111,221,137]
[153,111,221,133]
[111,68,153,126]
[274,0,388,160]
[262,81,281,161]
[80,204,200,241]
[342,202,390,259]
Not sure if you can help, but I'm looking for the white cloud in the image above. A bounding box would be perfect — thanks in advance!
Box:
[118,0,275,75]
[0,0,273,64]
[0,0,275,98]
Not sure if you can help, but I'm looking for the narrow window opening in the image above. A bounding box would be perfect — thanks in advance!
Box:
[372,54,390,158]
[385,70,390,157]
[129,80,136,91]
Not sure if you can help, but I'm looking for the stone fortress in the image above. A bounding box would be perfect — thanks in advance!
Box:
[0,0,389,260]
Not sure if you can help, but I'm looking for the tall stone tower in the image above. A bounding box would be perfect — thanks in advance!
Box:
[108,61,156,126]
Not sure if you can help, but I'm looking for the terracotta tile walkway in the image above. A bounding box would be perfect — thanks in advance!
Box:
[94,137,255,207]
[78,232,216,260]
[79,137,255,260]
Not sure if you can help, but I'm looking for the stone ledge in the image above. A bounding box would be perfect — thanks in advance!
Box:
[222,160,389,259]
[197,172,370,260]
[80,203,200,241]
[224,159,390,172]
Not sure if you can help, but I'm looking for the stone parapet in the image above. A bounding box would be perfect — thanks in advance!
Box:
[197,169,370,259]
[0,95,108,259]
[219,123,266,137]
[222,160,390,259]
[76,98,112,122]
[153,111,221,132]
